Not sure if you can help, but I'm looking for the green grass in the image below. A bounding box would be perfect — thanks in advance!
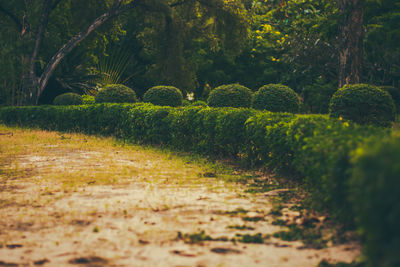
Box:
[177,231,267,244]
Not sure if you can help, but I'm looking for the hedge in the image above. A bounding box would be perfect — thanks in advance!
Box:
[53,92,83,105]
[350,133,400,267]
[143,85,183,107]
[95,84,137,104]
[0,104,397,265]
[81,95,95,104]
[329,84,395,127]
[252,84,300,113]
[207,84,253,108]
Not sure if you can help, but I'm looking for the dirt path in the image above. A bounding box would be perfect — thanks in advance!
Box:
[0,127,359,267]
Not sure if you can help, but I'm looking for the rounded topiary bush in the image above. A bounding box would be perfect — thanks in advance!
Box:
[190,100,208,107]
[95,84,137,104]
[207,84,252,108]
[329,84,395,127]
[143,85,183,107]
[53,92,83,105]
[350,135,400,267]
[252,84,300,113]
[81,95,95,104]
[381,86,400,113]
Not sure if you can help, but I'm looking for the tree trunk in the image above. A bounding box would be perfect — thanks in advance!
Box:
[20,0,52,105]
[337,0,364,88]
[17,0,137,105]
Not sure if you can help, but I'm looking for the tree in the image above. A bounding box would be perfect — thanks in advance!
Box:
[363,0,400,87]
[0,0,137,105]
[121,0,249,95]
[337,0,364,88]
[0,0,249,105]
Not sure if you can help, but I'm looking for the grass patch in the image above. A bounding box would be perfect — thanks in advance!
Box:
[0,125,227,191]
[242,216,264,222]
[269,205,283,216]
[177,231,267,244]
[215,207,248,216]
[227,225,255,230]
[177,231,228,244]
[272,224,326,249]
[271,219,286,226]
[243,178,281,193]
[236,233,265,244]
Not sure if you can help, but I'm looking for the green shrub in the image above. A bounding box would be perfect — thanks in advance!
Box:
[143,86,183,107]
[53,93,83,105]
[190,100,208,107]
[82,95,95,104]
[329,84,395,127]
[182,100,191,106]
[214,108,258,156]
[252,84,300,113]
[207,84,252,108]
[128,103,173,144]
[95,84,137,104]
[303,82,337,114]
[350,134,400,267]
[244,112,296,167]
[287,117,384,223]
[381,86,400,113]
[168,106,204,150]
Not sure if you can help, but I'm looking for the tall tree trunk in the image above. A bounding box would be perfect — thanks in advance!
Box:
[21,0,52,105]
[337,0,364,88]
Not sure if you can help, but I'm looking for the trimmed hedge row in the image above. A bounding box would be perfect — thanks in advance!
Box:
[350,133,400,267]
[329,84,395,127]
[0,104,397,266]
[53,92,83,105]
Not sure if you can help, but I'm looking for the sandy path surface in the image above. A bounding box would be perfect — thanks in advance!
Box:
[0,128,359,266]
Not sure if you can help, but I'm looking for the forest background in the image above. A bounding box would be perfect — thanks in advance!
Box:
[0,0,398,112]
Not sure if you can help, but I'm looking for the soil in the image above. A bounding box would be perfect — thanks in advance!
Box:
[0,128,360,267]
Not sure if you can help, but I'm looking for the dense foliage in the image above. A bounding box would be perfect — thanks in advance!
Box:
[143,86,183,107]
[189,100,208,107]
[350,134,400,267]
[252,84,299,113]
[381,86,400,113]
[0,0,399,107]
[81,95,95,105]
[302,81,337,114]
[95,84,137,104]
[53,92,83,105]
[207,84,252,108]
[329,84,395,127]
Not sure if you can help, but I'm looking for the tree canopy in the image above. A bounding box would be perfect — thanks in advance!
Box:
[0,0,398,106]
